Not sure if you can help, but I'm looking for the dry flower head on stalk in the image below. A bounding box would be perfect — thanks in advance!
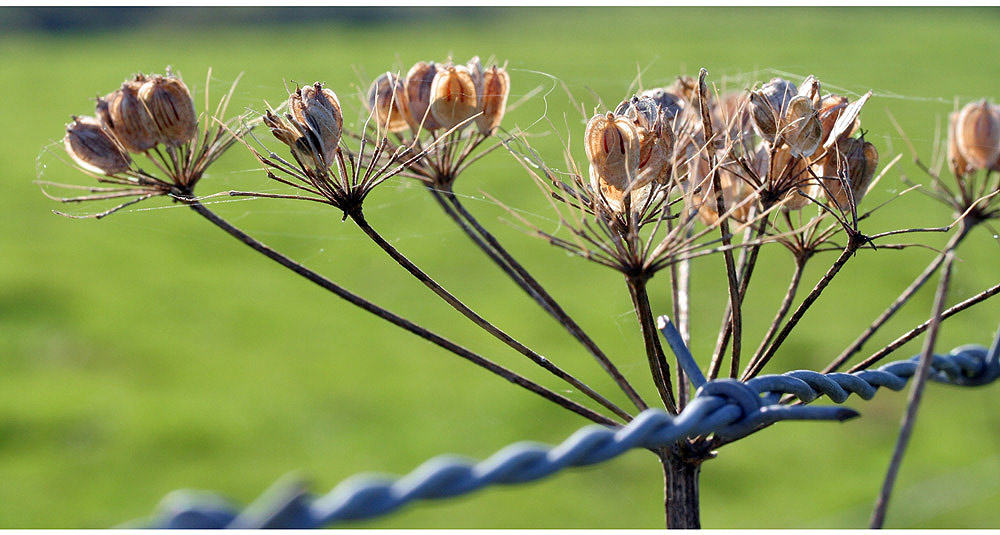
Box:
[43,67,254,218]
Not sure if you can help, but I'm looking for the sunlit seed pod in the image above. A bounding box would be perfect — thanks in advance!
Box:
[429,65,479,131]
[466,56,484,101]
[64,116,132,175]
[759,77,798,118]
[782,95,822,158]
[138,74,198,146]
[263,109,302,148]
[817,94,851,147]
[947,111,971,178]
[954,99,1000,170]
[290,83,344,164]
[748,90,778,143]
[797,75,822,108]
[477,65,510,135]
[772,145,816,210]
[405,61,442,131]
[640,88,685,125]
[97,81,158,153]
[585,112,641,212]
[367,72,412,134]
[820,138,879,210]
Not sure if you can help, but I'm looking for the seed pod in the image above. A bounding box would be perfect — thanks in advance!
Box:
[954,99,1000,170]
[263,109,301,148]
[138,74,198,146]
[759,78,798,118]
[948,111,971,177]
[64,116,131,175]
[797,75,822,108]
[817,94,851,147]
[748,90,778,143]
[640,88,685,124]
[782,96,822,158]
[616,96,673,184]
[466,56,484,101]
[405,61,441,131]
[585,112,641,212]
[477,65,510,135]
[97,79,158,153]
[823,91,871,149]
[772,145,817,210]
[820,138,878,210]
[429,65,478,131]
[290,82,343,165]
[367,72,412,133]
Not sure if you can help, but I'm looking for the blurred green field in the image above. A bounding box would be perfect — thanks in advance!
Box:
[2,6,1000,528]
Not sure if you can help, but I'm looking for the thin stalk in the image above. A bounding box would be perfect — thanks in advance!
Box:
[627,274,678,414]
[848,280,1000,373]
[669,258,690,408]
[823,221,973,373]
[185,200,617,427]
[348,209,632,422]
[870,252,954,529]
[752,254,807,360]
[659,449,702,529]
[435,186,650,412]
[742,236,863,380]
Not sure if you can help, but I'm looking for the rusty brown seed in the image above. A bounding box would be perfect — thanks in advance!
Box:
[820,137,879,210]
[290,83,344,165]
[138,74,198,146]
[748,90,778,143]
[64,116,132,175]
[368,72,412,134]
[405,61,442,131]
[585,112,641,212]
[954,99,1000,171]
[817,94,851,147]
[429,65,478,131]
[97,80,158,153]
[477,65,510,135]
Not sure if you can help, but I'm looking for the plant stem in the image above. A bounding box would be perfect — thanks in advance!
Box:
[669,256,691,408]
[431,186,650,412]
[627,274,678,413]
[823,220,972,373]
[742,236,863,380]
[185,200,617,427]
[870,252,954,528]
[348,209,632,422]
[658,449,702,528]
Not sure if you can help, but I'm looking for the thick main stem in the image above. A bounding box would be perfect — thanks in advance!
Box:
[627,275,678,414]
[349,209,631,422]
[432,186,649,412]
[824,221,972,373]
[185,200,617,427]
[659,449,702,529]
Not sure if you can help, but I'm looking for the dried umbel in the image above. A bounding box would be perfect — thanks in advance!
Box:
[819,137,879,210]
[585,112,641,212]
[477,65,510,135]
[138,73,198,146]
[749,77,802,144]
[96,77,158,153]
[368,72,412,133]
[952,99,1000,172]
[63,116,132,175]
[289,82,344,166]
[405,61,442,131]
[615,95,674,185]
[429,64,479,131]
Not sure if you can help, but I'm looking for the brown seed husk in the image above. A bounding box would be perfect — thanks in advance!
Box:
[290,83,344,166]
[772,145,817,210]
[138,74,198,146]
[818,138,878,210]
[749,90,778,143]
[64,116,131,175]
[405,61,442,131]
[367,72,412,134]
[477,65,510,135]
[98,80,158,153]
[782,95,822,158]
[948,111,971,177]
[585,112,641,212]
[955,99,1000,170]
[429,65,478,131]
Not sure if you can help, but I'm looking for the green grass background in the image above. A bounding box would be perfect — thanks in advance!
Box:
[2,6,1000,528]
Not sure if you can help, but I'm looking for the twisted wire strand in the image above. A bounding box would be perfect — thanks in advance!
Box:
[146,326,1000,529]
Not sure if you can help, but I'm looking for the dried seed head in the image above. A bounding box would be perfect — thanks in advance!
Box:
[405,61,442,131]
[759,77,798,118]
[367,72,412,133]
[477,64,510,135]
[817,94,852,147]
[429,65,479,131]
[820,137,878,210]
[615,96,673,184]
[954,99,1000,171]
[97,79,158,153]
[948,111,971,177]
[290,82,344,165]
[748,90,778,143]
[138,73,198,146]
[797,75,822,109]
[782,95,822,158]
[585,112,641,212]
[64,116,131,175]
[640,88,685,124]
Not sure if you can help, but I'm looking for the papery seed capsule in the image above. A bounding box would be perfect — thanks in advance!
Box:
[748,90,778,143]
[954,99,1000,170]
[772,145,816,210]
[290,83,344,165]
[948,111,971,177]
[585,112,641,212]
[820,138,878,210]
[466,56,484,101]
[64,116,131,175]
[367,72,412,133]
[405,61,442,131]
[797,75,822,108]
[97,80,158,153]
[263,109,302,148]
[640,88,685,124]
[782,95,822,158]
[759,77,798,118]
[138,74,198,146]
[817,95,851,147]
[616,96,672,184]
[477,65,510,135]
[429,65,478,131]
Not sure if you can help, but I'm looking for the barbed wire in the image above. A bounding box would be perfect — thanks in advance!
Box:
[143,319,1000,528]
